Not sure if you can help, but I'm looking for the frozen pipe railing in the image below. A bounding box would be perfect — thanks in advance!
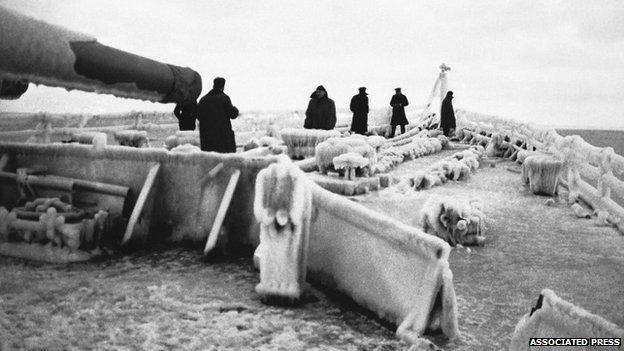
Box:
[0,111,176,145]
[459,110,624,232]
[0,118,181,146]
[0,6,201,104]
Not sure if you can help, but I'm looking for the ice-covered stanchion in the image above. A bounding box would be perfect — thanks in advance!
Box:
[240,136,288,157]
[25,112,53,144]
[64,131,108,150]
[307,135,390,196]
[315,136,374,175]
[0,6,201,104]
[333,152,369,180]
[485,133,508,158]
[253,161,312,302]
[366,135,386,156]
[113,130,149,148]
[164,131,200,150]
[522,155,564,196]
[510,289,624,350]
[280,128,341,159]
[0,207,13,242]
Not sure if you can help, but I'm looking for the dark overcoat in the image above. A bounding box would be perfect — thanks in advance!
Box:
[174,101,198,131]
[304,94,336,130]
[349,93,369,134]
[440,92,456,133]
[390,93,409,126]
[197,89,239,153]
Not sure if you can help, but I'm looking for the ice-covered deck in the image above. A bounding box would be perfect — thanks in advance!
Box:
[356,148,624,349]
[1,148,622,350]
[0,250,410,350]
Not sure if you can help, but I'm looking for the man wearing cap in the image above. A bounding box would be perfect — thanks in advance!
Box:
[389,87,409,138]
[304,85,336,130]
[349,87,369,135]
[440,91,456,136]
[197,77,239,153]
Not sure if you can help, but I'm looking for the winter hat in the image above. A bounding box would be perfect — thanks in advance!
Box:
[395,88,401,92]
[213,77,226,90]
[358,87,367,95]
[310,85,328,98]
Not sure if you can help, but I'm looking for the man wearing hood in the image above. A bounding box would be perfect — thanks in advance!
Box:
[389,87,409,137]
[349,87,369,135]
[304,85,336,130]
[197,77,239,153]
[440,91,456,136]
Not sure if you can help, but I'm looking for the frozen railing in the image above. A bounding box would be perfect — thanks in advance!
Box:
[457,109,624,233]
[0,111,175,142]
[0,111,269,148]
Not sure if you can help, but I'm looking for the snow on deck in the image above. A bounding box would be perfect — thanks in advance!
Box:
[354,148,624,350]
[0,147,622,350]
[0,250,407,350]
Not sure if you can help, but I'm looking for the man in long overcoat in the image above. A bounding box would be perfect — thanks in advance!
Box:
[350,87,369,135]
[197,77,239,153]
[389,87,409,137]
[304,85,336,130]
[440,91,456,136]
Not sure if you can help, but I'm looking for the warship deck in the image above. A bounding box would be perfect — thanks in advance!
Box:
[1,149,623,351]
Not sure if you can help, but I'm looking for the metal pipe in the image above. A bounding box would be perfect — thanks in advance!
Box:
[0,171,128,197]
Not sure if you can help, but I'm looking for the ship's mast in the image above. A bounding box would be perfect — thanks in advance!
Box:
[439,63,451,103]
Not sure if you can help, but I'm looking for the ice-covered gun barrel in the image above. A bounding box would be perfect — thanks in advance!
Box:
[0,6,201,103]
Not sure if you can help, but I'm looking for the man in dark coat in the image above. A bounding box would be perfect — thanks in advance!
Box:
[389,87,409,137]
[349,87,369,135]
[173,100,198,131]
[304,85,336,130]
[440,91,456,136]
[197,77,239,153]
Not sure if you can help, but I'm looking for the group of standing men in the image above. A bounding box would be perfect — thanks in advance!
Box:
[306,86,455,139]
[174,78,456,153]
[302,85,411,138]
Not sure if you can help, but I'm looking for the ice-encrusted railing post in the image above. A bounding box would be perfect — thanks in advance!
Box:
[253,161,312,302]
[597,148,614,200]
[563,141,582,203]
[132,111,144,129]
[26,112,53,144]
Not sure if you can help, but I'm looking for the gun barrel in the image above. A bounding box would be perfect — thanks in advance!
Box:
[0,6,202,103]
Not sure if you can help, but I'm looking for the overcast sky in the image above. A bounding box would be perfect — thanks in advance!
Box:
[1,0,623,128]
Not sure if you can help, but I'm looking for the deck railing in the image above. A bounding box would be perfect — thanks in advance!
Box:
[456,109,624,233]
